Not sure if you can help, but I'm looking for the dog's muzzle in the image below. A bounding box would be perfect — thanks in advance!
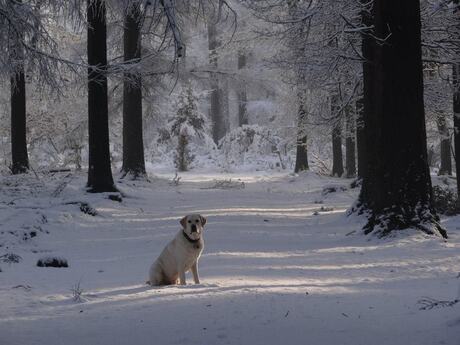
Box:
[191,224,197,233]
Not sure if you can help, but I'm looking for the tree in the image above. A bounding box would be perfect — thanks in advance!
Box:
[358,0,447,238]
[331,96,344,177]
[436,113,452,175]
[86,0,116,192]
[294,97,309,173]
[207,16,226,144]
[452,0,460,199]
[10,10,29,174]
[237,49,248,126]
[121,0,146,179]
[345,106,356,177]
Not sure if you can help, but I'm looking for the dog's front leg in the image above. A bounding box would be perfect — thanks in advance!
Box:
[191,262,200,284]
[178,268,186,285]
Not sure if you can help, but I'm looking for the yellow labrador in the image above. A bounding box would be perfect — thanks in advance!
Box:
[148,214,207,286]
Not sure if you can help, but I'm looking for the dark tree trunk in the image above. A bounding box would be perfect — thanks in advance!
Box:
[345,107,356,178]
[121,3,146,179]
[358,0,446,238]
[357,0,374,190]
[9,0,29,175]
[294,100,309,173]
[237,50,248,126]
[331,95,344,177]
[208,21,225,143]
[87,0,116,192]
[356,96,366,179]
[453,0,460,202]
[331,122,344,177]
[436,114,452,175]
[454,64,460,197]
[10,68,29,174]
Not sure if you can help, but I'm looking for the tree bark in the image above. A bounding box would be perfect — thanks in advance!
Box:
[453,0,460,200]
[10,68,29,174]
[331,123,344,177]
[121,2,146,179]
[358,0,446,238]
[331,95,343,177]
[356,96,366,179]
[208,20,225,143]
[454,64,460,197]
[87,0,116,192]
[9,0,29,175]
[345,107,356,178]
[294,99,309,173]
[237,50,248,126]
[436,113,452,175]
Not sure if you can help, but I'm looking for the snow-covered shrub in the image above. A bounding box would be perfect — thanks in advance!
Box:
[432,185,458,215]
[165,84,215,171]
[218,125,284,171]
[36,256,68,268]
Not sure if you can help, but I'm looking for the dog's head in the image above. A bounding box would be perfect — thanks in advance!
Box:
[180,214,207,241]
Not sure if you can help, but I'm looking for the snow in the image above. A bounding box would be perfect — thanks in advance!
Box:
[0,170,459,345]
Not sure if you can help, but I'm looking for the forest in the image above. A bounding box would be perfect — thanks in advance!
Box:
[0,1,459,344]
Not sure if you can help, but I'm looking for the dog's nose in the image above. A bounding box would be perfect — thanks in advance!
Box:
[191,224,197,233]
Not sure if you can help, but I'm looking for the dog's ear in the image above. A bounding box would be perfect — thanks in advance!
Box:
[200,215,207,226]
[180,216,187,228]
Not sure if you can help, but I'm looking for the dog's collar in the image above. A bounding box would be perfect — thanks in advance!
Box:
[182,230,201,243]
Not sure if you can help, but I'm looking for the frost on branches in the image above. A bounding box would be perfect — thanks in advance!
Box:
[169,84,214,171]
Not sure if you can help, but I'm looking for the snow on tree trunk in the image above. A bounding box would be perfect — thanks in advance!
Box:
[86,0,116,193]
[358,0,446,238]
[121,2,146,180]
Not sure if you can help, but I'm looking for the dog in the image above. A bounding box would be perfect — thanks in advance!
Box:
[148,214,207,286]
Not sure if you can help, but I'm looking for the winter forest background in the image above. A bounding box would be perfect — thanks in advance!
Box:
[1,1,460,345]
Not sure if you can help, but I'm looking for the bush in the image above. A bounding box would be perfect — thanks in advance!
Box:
[37,256,69,268]
[432,185,459,216]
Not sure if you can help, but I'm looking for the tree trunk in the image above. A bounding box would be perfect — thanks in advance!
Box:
[453,0,460,200]
[331,95,343,177]
[345,107,356,178]
[9,0,29,175]
[454,64,460,197]
[237,50,248,126]
[10,68,29,174]
[87,0,116,192]
[436,114,452,175]
[208,21,225,143]
[356,96,366,179]
[121,2,146,179]
[332,124,344,177]
[294,99,309,173]
[358,0,446,238]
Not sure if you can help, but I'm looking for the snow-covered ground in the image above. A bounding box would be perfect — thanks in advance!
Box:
[0,170,459,345]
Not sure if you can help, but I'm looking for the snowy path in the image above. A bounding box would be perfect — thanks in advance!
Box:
[0,172,459,345]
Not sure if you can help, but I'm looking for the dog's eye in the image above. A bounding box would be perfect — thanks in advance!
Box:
[188,220,191,223]
[195,220,199,223]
